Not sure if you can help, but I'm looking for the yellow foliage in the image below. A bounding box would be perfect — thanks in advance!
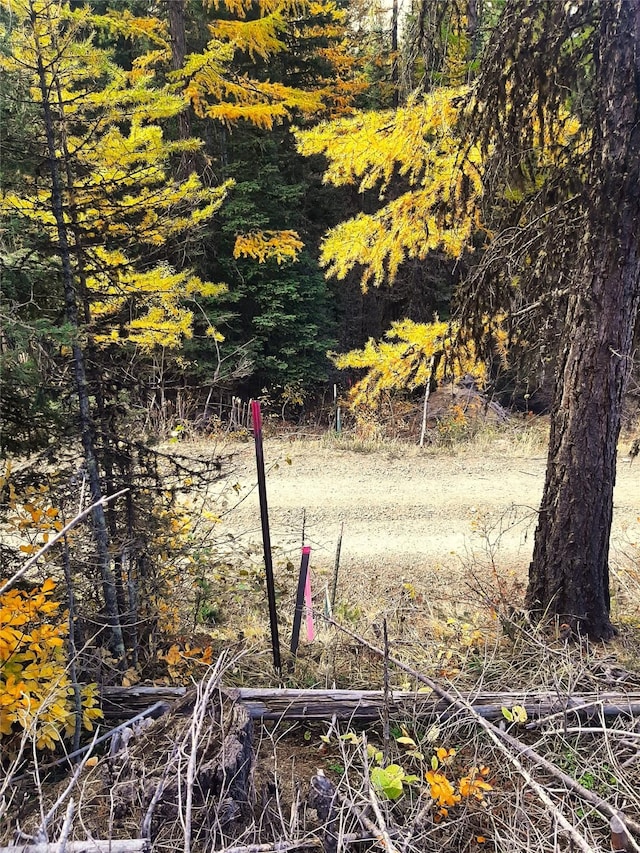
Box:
[90,267,227,351]
[296,87,482,288]
[459,766,493,800]
[435,747,457,765]
[4,482,65,554]
[425,769,461,812]
[0,580,101,749]
[180,1,327,127]
[234,230,304,264]
[188,74,323,128]
[334,318,488,410]
[159,643,215,681]
[0,3,232,352]
[181,0,363,126]
[209,13,287,60]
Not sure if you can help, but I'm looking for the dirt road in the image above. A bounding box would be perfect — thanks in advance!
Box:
[218,437,639,608]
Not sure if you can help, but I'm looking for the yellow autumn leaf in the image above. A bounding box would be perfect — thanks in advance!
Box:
[425,769,461,808]
[163,644,183,666]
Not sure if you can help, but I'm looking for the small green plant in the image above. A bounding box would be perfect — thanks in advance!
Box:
[501,704,528,724]
[370,764,420,800]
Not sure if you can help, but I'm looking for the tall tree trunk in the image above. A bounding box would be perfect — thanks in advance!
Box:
[166,0,196,175]
[51,61,133,651]
[30,1,125,663]
[526,0,640,640]
[391,0,399,107]
[466,0,480,60]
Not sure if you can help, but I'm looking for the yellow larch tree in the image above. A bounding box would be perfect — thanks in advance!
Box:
[175,0,370,262]
[0,0,236,662]
[334,318,488,410]
[295,86,484,290]
[1,0,231,351]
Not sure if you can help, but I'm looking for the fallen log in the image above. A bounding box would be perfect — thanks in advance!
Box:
[101,686,186,718]
[100,685,640,723]
[0,842,149,853]
[226,687,640,723]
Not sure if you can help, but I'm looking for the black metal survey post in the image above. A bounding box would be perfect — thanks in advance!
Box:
[291,546,311,658]
[251,400,281,674]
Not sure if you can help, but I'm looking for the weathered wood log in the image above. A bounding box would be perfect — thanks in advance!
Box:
[100,686,186,718]
[217,842,322,853]
[100,685,640,723]
[224,687,640,723]
[0,842,149,853]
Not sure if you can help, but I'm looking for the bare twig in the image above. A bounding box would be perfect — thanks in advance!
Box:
[140,744,180,840]
[13,702,169,784]
[33,731,99,843]
[184,656,229,853]
[55,800,74,853]
[324,617,640,846]
[0,489,129,596]
[381,620,391,765]
[362,735,401,853]
[332,786,400,853]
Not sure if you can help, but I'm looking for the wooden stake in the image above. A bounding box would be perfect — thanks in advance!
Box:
[330,522,343,611]
[419,354,436,448]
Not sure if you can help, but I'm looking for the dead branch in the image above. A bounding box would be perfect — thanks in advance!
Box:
[55,799,74,853]
[332,784,402,853]
[102,685,640,723]
[0,490,129,596]
[31,733,99,843]
[13,702,169,783]
[360,733,402,853]
[224,687,640,723]
[184,659,229,853]
[216,841,322,853]
[100,686,186,718]
[324,617,640,848]
[0,843,149,853]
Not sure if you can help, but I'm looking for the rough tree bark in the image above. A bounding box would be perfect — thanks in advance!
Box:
[30,1,125,662]
[166,0,197,175]
[526,0,640,639]
[391,0,399,107]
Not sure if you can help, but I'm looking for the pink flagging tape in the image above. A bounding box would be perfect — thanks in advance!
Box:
[303,554,315,642]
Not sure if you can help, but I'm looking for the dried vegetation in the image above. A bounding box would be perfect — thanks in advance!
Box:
[2,430,640,853]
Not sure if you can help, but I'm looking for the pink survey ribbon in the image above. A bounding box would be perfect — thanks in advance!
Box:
[302,546,315,642]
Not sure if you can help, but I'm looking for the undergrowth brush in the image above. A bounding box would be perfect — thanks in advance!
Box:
[2,428,640,853]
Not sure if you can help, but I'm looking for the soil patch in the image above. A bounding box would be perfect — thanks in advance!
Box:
[215,436,639,611]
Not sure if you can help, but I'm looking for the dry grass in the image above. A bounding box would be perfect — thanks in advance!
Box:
[315,415,549,459]
[5,618,640,853]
